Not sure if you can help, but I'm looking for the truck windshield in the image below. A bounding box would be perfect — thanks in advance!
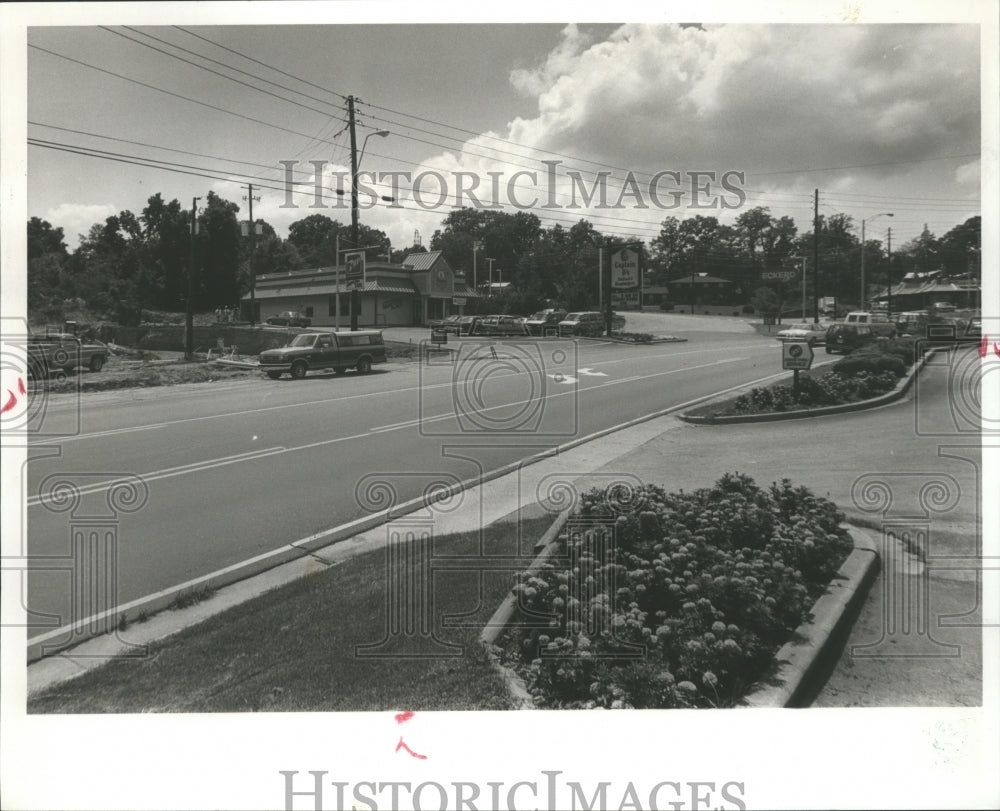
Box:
[289,334,316,347]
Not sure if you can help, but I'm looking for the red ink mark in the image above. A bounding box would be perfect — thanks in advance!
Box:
[1,389,18,414]
[981,336,989,357]
[18,377,26,395]
[395,736,427,760]
[395,710,415,724]
[994,342,1000,359]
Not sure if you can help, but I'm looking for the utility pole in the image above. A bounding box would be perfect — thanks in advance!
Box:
[348,95,360,331]
[486,257,495,296]
[812,188,820,323]
[472,240,480,294]
[886,226,893,316]
[243,183,260,326]
[185,196,201,361]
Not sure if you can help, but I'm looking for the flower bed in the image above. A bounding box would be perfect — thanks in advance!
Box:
[500,473,853,709]
[685,337,919,418]
[609,331,656,344]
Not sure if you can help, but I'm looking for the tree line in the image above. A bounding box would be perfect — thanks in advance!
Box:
[28,189,980,324]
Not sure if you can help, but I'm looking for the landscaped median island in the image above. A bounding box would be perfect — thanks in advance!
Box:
[495,474,854,709]
[683,337,920,420]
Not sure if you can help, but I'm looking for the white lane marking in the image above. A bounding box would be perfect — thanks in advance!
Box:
[547,373,577,384]
[578,368,607,376]
[52,344,771,444]
[30,356,753,505]
[27,447,287,507]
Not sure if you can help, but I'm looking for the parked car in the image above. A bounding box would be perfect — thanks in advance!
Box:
[27,333,110,377]
[429,314,466,335]
[524,308,567,335]
[825,323,876,354]
[265,311,312,327]
[932,301,957,313]
[258,330,386,379]
[775,322,828,347]
[557,311,625,337]
[476,315,529,336]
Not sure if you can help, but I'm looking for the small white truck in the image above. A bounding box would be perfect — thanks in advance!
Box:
[842,311,897,338]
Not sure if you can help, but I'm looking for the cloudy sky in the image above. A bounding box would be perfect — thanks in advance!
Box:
[11,7,990,266]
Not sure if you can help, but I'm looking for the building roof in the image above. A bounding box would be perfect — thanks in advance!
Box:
[244,277,418,300]
[669,274,732,285]
[402,251,443,271]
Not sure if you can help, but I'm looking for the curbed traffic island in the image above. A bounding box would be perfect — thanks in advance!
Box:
[481,473,875,709]
[680,337,943,424]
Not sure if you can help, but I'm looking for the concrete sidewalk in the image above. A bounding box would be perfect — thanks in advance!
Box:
[28,348,983,706]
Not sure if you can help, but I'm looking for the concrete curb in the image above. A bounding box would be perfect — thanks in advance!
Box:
[679,345,940,425]
[740,525,880,708]
[478,509,572,710]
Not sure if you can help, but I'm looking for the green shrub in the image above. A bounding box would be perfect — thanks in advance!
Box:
[505,474,852,708]
[881,338,918,366]
[832,352,906,379]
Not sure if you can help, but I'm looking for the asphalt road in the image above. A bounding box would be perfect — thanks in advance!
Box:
[25,329,793,636]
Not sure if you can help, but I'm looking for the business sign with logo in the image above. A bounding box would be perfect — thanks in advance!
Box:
[782,341,814,370]
[761,269,798,282]
[452,297,467,306]
[345,252,366,291]
[610,248,640,289]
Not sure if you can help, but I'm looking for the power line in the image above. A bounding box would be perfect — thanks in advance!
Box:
[28,44,349,149]
[102,26,348,120]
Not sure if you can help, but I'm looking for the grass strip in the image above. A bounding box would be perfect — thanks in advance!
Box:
[29,517,552,713]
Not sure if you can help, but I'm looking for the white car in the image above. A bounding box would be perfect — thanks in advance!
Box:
[775,322,828,346]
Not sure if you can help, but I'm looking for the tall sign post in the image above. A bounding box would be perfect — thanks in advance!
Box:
[344,250,366,328]
[608,246,641,335]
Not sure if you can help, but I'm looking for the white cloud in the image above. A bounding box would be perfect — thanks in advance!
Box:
[44,203,118,247]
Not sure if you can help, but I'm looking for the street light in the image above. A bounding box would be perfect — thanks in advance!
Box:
[358,129,390,168]
[860,212,893,311]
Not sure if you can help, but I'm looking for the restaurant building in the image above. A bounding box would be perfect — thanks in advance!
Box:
[245,251,480,327]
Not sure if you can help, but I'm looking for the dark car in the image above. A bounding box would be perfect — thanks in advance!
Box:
[266,311,312,328]
[524,308,567,336]
[824,323,876,354]
[429,315,466,335]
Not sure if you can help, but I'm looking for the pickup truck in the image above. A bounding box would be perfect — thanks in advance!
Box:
[842,311,897,338]
[258,330,387,379]
[27,333,110,377]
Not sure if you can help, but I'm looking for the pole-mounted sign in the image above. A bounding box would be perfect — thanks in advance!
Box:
[344,251,366,291]
[610,247,641,310]
[782,341,814,370]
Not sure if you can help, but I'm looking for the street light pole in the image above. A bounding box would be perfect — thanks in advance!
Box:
[860,212,893,311]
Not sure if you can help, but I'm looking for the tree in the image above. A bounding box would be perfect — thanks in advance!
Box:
[27,218,69,311]
[140,194,190,310]
[196,192,242,308]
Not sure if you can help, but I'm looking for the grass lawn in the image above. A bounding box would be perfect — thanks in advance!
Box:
[28,517,554,713]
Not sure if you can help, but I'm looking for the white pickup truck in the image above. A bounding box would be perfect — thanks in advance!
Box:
[842,311,897,338]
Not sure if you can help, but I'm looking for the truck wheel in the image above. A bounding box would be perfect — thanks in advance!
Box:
[265,371,282,380]
[89,355,105,372]
[356,358,372,374]
[290,361,308,380]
